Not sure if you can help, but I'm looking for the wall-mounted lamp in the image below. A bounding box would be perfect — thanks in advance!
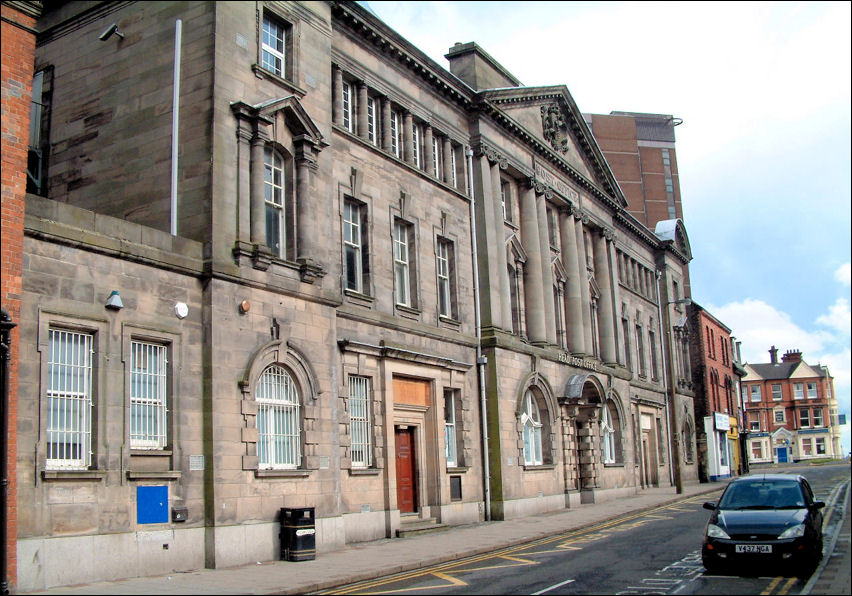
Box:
[98,23,125,41]
[105,290,124,310]
[239,300,251,314]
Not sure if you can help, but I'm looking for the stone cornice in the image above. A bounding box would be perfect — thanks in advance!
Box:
[331,1,474,109]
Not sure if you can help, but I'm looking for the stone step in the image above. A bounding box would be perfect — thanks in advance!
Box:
[396,517,450,538]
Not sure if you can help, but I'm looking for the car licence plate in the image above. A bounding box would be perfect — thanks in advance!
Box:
[735,544,772,553]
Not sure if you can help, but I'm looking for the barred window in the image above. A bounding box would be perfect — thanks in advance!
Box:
[349,376,372,468]
[256,364,300,469]
[46,329,93,469]
[130,341,168,449]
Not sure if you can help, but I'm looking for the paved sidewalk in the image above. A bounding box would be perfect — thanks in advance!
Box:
[19,473,849,595]
[803,474,851,595]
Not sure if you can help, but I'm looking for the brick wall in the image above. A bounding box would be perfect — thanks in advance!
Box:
[1,3,38,590]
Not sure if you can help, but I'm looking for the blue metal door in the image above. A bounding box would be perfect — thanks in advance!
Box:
[777,447,788,463]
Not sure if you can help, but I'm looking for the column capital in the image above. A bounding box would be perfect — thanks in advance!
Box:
[474,142,508,169]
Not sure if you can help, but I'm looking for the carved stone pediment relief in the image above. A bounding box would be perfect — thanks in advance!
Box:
[541,104,569,154]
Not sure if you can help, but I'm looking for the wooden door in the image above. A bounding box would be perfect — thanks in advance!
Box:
[395,428,417,514]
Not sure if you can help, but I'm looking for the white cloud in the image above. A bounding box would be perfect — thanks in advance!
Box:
[816,298,852,336]
[836,263,851,286]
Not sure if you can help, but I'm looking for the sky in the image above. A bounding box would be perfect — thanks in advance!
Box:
[365,1,852,455]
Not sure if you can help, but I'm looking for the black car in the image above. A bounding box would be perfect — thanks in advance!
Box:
[701,473,824,575]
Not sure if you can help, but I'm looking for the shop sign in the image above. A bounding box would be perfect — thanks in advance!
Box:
[714,412,730,431]
[558,352,598,371]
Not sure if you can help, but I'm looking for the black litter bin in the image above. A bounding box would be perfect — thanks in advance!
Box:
[280,507,316,561]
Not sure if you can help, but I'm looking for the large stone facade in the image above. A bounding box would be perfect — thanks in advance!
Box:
[16,1,697,590]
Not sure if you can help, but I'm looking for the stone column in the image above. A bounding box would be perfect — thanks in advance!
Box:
[575,216,593,352]
[519,182,546,344]
[560,207,584,354]
[472,152,502,330]
[489,161,512,328]
[357,82,368,140]
[333,66,343,126]
[442,137,453,185]
[594,229,617,364]
[403,112,414,165]
[381,97,392,152]
[424,125,434,177]
[608,237,624,364]
[235,117,253,244]
[250,133,267,246]
[536,191,557,344]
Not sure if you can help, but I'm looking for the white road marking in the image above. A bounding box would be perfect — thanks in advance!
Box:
[531,578,576,594]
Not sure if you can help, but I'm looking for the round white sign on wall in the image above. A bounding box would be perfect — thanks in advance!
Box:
[175,302,189,319]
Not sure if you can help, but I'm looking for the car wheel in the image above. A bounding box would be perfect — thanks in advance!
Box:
[702,554,723,575]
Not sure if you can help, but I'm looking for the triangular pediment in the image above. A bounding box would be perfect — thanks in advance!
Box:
[790,362,819,378]
[481,86,626,207]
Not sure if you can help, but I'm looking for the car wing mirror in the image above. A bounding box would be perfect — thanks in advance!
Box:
[703,501,717,511]
[812,501,825,510]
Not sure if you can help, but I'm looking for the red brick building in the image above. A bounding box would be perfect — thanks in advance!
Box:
[1,1,42,591]
[687,302,745,482]
[742,347,841,463]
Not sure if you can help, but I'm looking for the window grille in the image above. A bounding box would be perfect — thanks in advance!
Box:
[46,329,93,469]
[349,376,371,467]
[261,16,286,76]
[256,365,300,469]
[130,341,168,449]
[264,148,285,257]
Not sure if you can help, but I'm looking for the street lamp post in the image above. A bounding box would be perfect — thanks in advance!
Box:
[655,273,690,495]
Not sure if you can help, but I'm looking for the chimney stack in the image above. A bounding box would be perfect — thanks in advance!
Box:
[769,345,778,364]
[781,349,802,363]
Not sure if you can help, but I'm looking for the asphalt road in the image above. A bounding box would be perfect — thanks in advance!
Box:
[323,462,850,595]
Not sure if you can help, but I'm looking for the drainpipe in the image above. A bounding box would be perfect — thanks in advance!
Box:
[655,272,675,487]
[1,309,16,595]
[466,146,490,521]
[170,19,182,236]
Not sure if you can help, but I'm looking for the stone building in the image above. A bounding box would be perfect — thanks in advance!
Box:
[742,347,841,464]
[15,1,696,589]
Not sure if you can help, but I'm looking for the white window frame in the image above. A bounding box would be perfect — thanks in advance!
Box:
[749,385,762,402]
[813,408,824,427]
[793,383,804,400]
[348,375,372,468]
[601,404,615,464]
[256,364,301,469]
[799,409,810,427]
[801,437,813,456]
[521,389,543,466]
[261,15,286,77]
[46,328,93,470]
[444,391,457,467]
[264,147,285,258]
[751,440,763,460]
[341,80,354,133]
[390,110,401,158]
[412,123,422,169]
[343,200,363,292]
[773,408,785,423]
[771,384,782,401]
[449,145,457,188]
[366,96,377,145]
[437,239,453,318]
[432,136,440,178]
[806,382,817,399]
[393,220,411,306]
[129,340,168,450]
[816,437,826,454]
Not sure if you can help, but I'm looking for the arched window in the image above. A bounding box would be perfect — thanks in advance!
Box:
[521,389,543,465]
[601,404,615,464]
[264,147,285,257]
[601,399,623,464]
[256,364,300,469]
